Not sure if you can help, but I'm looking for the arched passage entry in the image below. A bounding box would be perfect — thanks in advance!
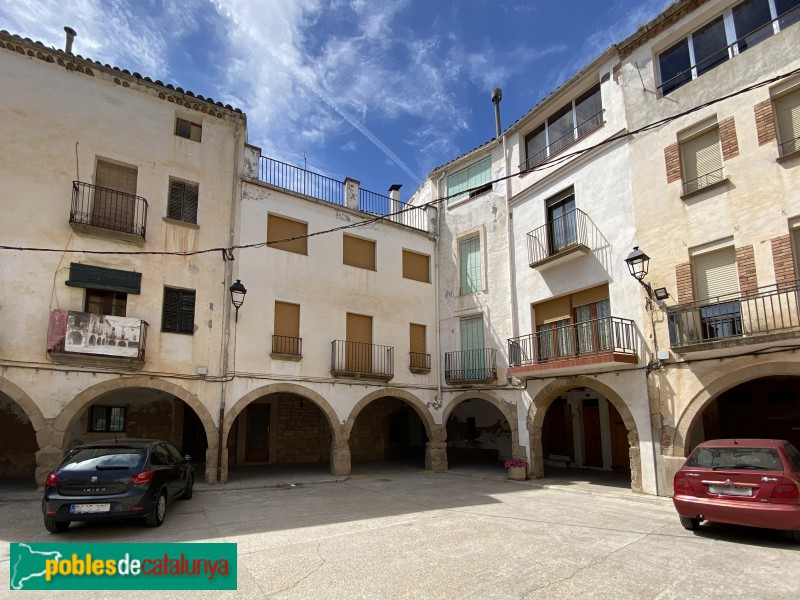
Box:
[344,389,436,473]
[443,392,519,473]
[529,378,642,492]
[0,378,45,488]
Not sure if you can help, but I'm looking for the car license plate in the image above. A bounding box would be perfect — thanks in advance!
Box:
[708,485,752,496]
[70,503,111,514]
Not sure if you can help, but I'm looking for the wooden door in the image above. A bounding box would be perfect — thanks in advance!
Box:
[582,400,603,467]
[245,404,270,462]
[608,402,630,472]
[346,313,372,373]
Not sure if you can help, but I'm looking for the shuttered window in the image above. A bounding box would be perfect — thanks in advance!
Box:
[66,263,141,294]
[410,323,426,354]
[775,87,800,156]
[346,313,372,344]
[402,250,430,282]
[460,315,484,352]
[167,179,199,224]
[343,235,376,270]
[267,214,308,255]
[447,157,491,205]
[459,236,482,295]
[274,302,300,338]
[162,288,196,334]
[692,247,739,302]
[345,313,372,373]
[96,160,137,195]
[681,128,723,193]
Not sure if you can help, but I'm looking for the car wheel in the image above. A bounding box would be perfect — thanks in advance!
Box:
[44,518,69,533]
[182,474,194,500]
[145,490,167,527]
[679,515,700,531]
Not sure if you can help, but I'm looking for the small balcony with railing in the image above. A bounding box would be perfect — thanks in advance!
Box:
[667,280,800,353]
[527,209,594,269]
[409,352,431,374]
[507,317,638,377]
[331,340,394,381]
[444,349,497,384]
[46,309,148,369]
[69,181,148,244]
[682,167,726,197]
[271,335,302,361]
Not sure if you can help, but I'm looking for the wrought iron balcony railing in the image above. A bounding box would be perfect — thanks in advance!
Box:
[527,208,590,266]
[444,348,497,383]
[682,167,725,195]
[779,135,800,157]
[272,335,302,357]
[359,188,428,231]
[70,181,148,240]
[46,309,147,365]
[667,280,800,348]
[331,340,394,380]
[508,317,637,367]
[521,110,603,171]
[409,352,431,373]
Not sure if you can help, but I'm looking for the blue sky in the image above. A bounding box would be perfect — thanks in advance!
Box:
[2,0,670,197]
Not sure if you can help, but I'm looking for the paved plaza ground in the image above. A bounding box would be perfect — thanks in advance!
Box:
[1,468,798,598]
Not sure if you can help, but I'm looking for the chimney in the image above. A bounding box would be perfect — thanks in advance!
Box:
[492,88,503,139]
[64,26,76,54]
[388,184,402,223]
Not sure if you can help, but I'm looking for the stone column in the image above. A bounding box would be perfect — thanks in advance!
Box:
[344,178,360,211]
[425,441,448,472]
[206,446,222,484]
[330,440,351,476]
[35,421,65,489]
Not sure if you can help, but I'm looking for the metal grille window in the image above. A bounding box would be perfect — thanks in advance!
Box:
[343,234,376,270]
[680,127,724,193]
[162,287,196,334]
[402,250,430,283]
[167,179,199,224]
[447,157,491,205]
[775,86,800,156]
[90,406,126,432]
[459,236,482,295]
[267,214,308,255]
[175,117,202,142]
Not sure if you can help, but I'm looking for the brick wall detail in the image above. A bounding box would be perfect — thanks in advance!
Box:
[754,99,776,146]
[771,234,796,286]
[736,245,757,295]
[676,262,693,304]
[719,117,739,161]
[664,143,681,183]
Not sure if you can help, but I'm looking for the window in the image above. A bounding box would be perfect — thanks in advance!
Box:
[346,313,372,373]
[692,245,742,340]
[459,235,482,295]
[167,178,199,224]
[533,285,610,360]
[775,86,800,156]
[447,157,491,205]
[93,160,138,233]
[85,290,127,316]
[273,301,301,355]
[546,189,577,254]
[90,406,126,432]
[460,315,486,376]
[409,323,427,369]
[658,0,800,95]
[175,117,201,142]
[402,250,430,283]
[343,234,376,270]
[680,127,724,194]
[523,84,602,169]
[162,287,196,334]
[267,214,308,255]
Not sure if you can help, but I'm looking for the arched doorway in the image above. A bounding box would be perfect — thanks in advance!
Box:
[0,393,39,488]
[687,376,800,452]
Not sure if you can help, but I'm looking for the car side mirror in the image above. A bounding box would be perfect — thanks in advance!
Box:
[183,454,192,463]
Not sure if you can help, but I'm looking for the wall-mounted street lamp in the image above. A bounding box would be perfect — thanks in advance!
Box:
[625,247,669,301]
[229,279,247,323]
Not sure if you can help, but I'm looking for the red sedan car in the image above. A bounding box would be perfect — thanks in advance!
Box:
[673,439,800,542]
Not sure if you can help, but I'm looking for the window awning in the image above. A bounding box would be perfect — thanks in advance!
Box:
[66,263,141,294]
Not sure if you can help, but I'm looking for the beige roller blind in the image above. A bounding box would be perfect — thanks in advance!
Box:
[409,323,426,354]
[274,301,299,338]
[267,214,308,255]
[534,296,571,326]
[692,246,738,302]
[346,313,372,344]
[681,128,722,185]
[343,235,376,270]
[775,88,800,152]
[403,250,430,282]
[95,160,138,195]
[571,284,609,309]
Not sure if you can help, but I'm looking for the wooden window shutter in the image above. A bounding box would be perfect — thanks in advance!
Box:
[459,236,481,295]
[343,235,376,270]
[163,288,195,333]
[274,301,300,338]
[168,179,199,223]
[267,214,308,255]
[692,247,738,301]
[409,323,426,354]
[775,88,800,154]
[346,313,372,344]
[681,128,722,188]
[403,250,430,282]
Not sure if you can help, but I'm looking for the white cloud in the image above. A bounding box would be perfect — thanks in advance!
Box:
[340,140,357,151]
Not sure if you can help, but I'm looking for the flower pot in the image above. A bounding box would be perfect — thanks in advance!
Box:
[508,466,527,481]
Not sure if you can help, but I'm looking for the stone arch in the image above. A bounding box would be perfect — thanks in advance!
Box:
[54,377,217,454]
[0,376,49,484]
[442,391,521,454]
[528,376,642,492]
[0,377,46,432]
[672,359,800,458]
[343,387,438,442]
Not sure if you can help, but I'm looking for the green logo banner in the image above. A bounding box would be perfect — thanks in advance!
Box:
[10,543,237,590]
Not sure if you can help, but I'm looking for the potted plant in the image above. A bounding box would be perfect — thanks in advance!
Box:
[504,458,528,480]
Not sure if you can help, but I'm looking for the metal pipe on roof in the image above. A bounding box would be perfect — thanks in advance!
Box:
[64,26,76,54]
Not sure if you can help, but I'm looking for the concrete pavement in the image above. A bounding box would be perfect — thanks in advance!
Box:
[1,471,798,598]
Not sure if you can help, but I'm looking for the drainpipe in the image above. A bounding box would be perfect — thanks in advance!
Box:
[217,114,242,482]
[433,173,445,418]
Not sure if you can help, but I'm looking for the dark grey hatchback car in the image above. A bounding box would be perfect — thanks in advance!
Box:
[42,439,194,533]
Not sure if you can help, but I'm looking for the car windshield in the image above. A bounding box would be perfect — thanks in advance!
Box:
[686,446,784,470]
[60,448,146,471]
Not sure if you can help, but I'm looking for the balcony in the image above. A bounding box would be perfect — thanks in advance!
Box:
[331,340,394,381]
[507,317,638,376]
[682,167,726,197]
[527,209,591,268]
[46,309,147,369]
[444,349,497,384]
[409,352,431,374]
[271,335,302,361]
[668,281,800,353]
[69,181,148,243]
